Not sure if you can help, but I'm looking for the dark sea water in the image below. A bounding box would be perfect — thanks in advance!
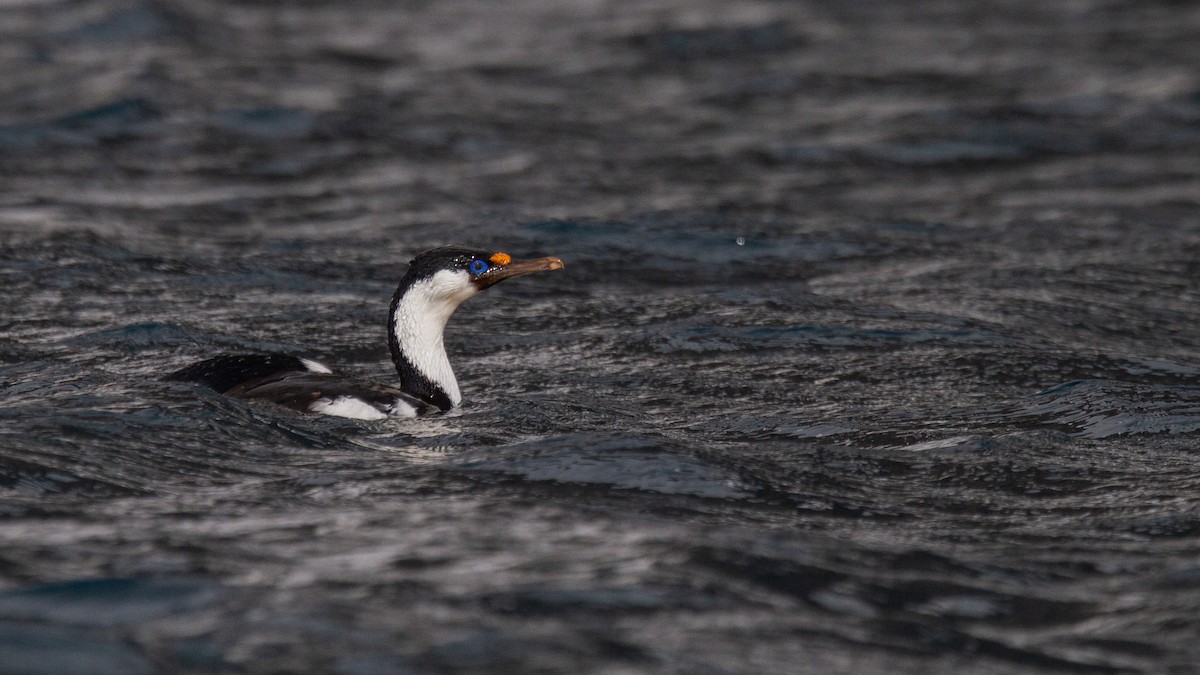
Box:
[3,1,1200,673]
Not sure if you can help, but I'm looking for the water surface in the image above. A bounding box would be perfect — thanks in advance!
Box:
[2,1,1200,672]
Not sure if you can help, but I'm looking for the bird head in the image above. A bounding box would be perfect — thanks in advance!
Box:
[402,246,565,302]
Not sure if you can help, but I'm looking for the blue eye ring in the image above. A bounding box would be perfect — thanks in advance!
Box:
[468,259,489,275]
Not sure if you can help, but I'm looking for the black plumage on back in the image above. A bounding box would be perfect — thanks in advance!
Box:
[165,354,312,394]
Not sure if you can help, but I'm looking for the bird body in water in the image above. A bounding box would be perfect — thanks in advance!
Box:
[166,246,564,419]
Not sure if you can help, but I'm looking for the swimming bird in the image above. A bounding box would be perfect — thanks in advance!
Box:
[166,246,564,419]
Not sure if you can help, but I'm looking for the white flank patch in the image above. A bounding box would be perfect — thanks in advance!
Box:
[389,398,420,418]
[310,396,388,420]
[391,269,478,407]
[300,358,333,374]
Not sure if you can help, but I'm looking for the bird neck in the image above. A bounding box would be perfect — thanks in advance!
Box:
[387,271,475,411]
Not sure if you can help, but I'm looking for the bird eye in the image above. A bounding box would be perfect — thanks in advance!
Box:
[468,259,489,275]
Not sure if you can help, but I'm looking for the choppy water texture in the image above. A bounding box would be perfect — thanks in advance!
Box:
[2,1,1200,673]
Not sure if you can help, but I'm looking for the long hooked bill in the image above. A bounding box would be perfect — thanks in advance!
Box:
[475,255,565,289]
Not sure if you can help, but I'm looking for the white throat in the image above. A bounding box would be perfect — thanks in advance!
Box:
[391,270,479,407]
